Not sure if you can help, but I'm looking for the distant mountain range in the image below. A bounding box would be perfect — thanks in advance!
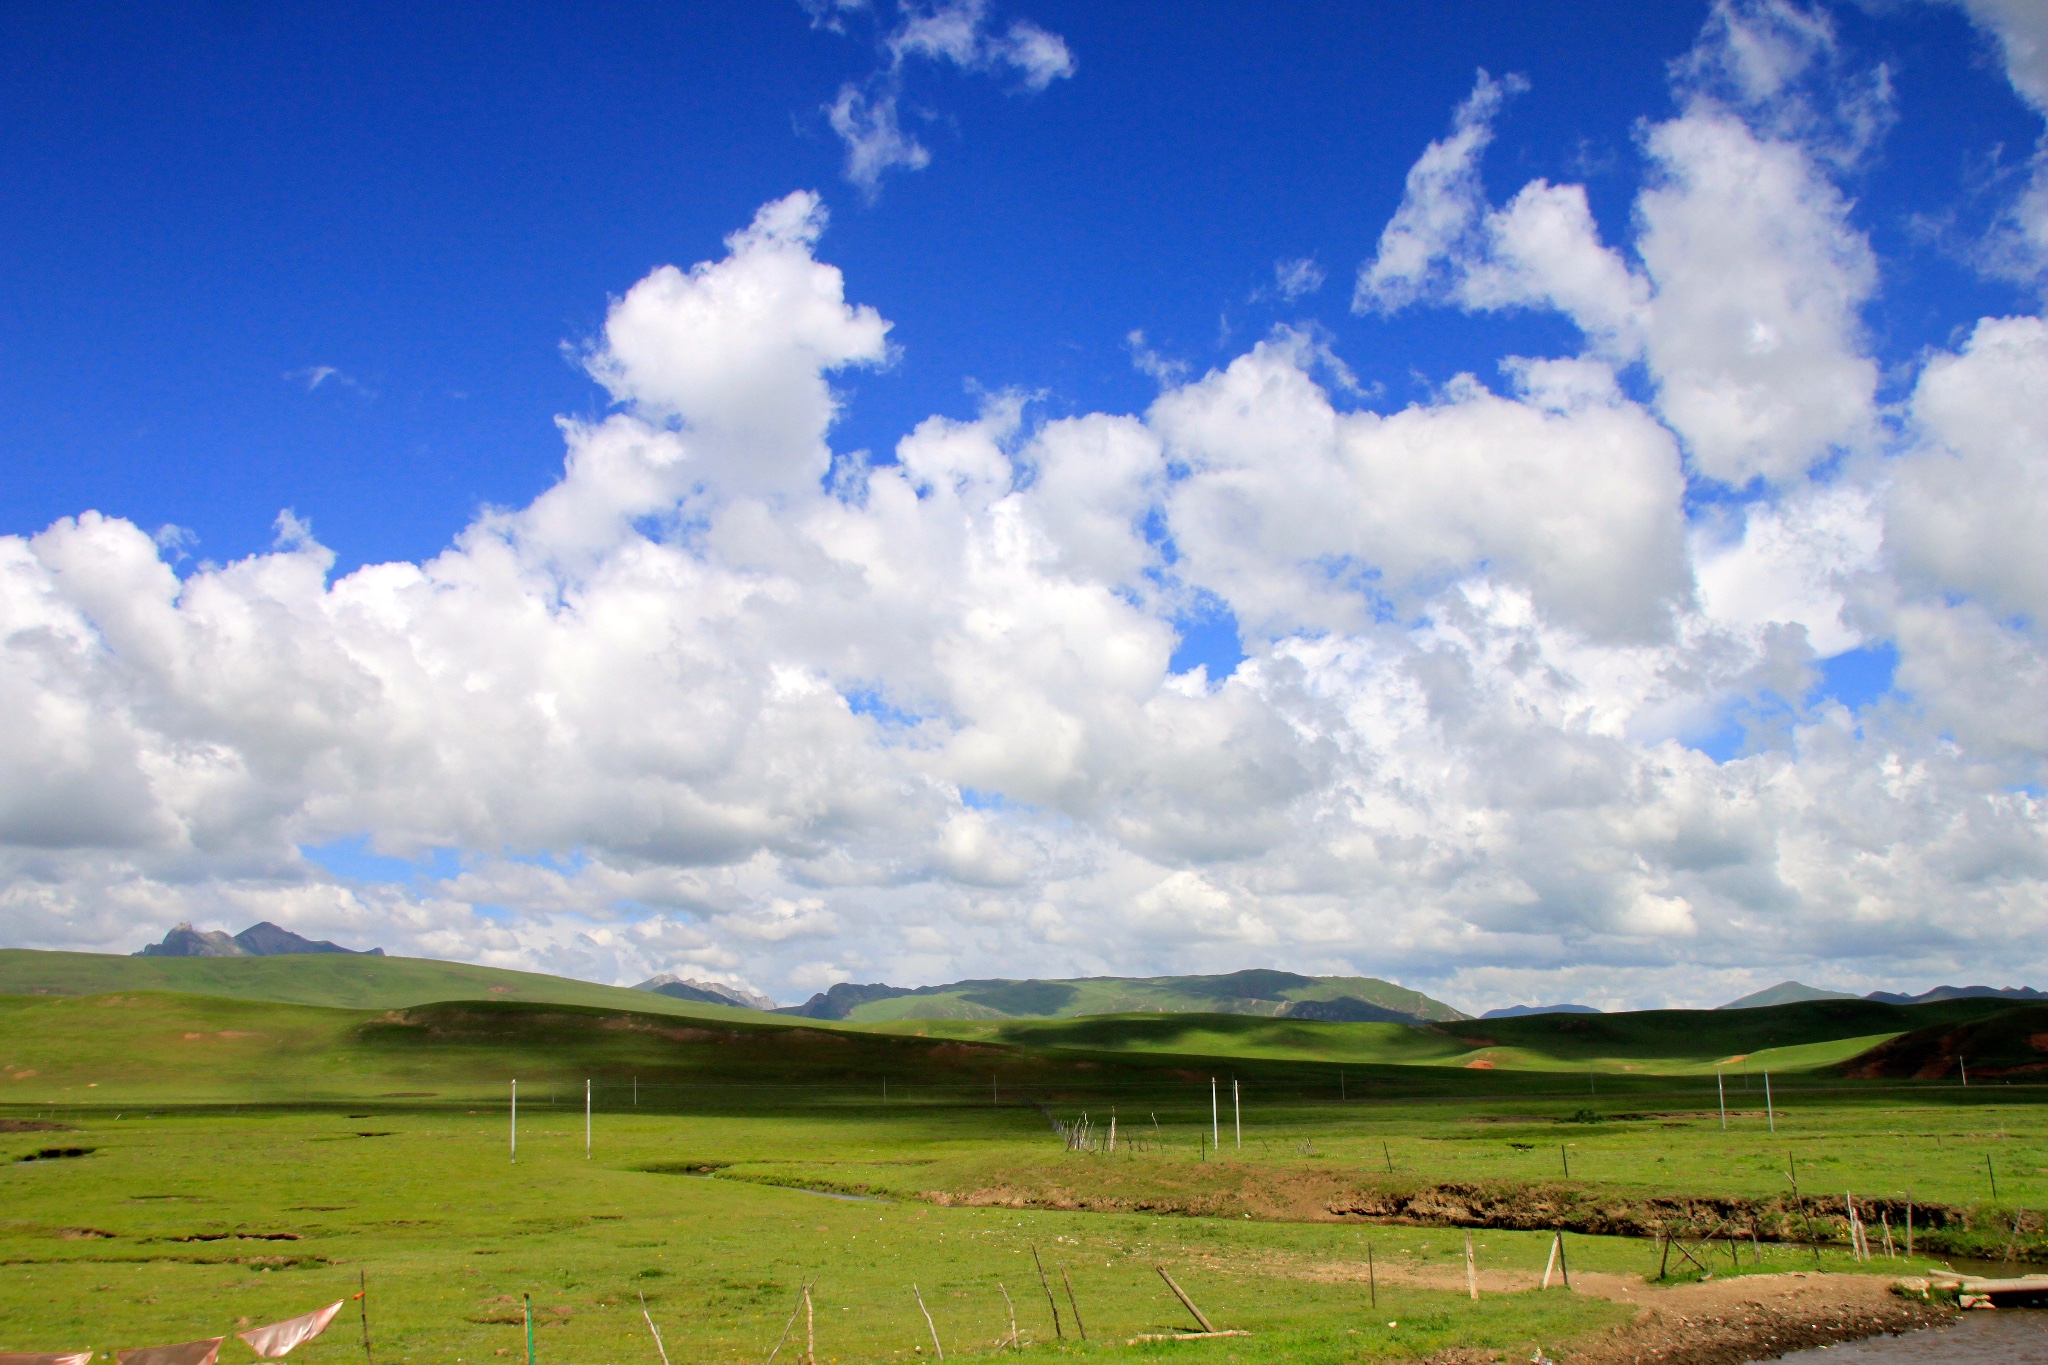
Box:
[1719,979,2048,1009]
[632,973,777,1011]
[134,921,383,958]
[767,968,1468,1024]
[1481,1003,1602,1019]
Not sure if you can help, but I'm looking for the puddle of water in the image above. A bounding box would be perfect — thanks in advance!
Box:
[774,1186,891,1204]
[1773,1312,2048,1362]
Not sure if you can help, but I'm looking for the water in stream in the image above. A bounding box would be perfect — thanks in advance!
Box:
[1772,1311,2047,1362]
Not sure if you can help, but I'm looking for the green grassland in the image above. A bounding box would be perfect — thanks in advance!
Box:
[2,981,2045,1364]
[857,995,2027,1075]
[0,950,760,1021]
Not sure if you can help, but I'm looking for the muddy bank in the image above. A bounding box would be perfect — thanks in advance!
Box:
[1550,1272,1956,1365]
[1319,1256,1955,1365]
[925,1172,2045,1264]
[1329,1182,2046,1265]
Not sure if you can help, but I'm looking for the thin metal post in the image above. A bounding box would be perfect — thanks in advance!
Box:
[511,1079,518,1162]
[585,1079,591,1159]
[1717,1068,1726,1130]
[1763,1072,1774,1133]
[358,1268,374,1365]
[1232,1077,1241,1149]
[1210,1078,1218,1149]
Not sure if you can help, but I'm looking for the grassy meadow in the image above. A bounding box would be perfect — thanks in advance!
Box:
[2,982,2045,1364]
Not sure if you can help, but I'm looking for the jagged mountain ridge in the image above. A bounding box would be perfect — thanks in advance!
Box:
[632,973,777,1011]
[774,968,1467,1024]
[134,921,383,958]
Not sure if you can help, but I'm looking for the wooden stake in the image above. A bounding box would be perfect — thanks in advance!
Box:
[1764,1072,1774,1132]
[1987,1154,1998,1201]
[1560,1144,1570,1179]
[1154,1266,1213,1334]
[639,1291,670,1365]
[804,1285,815,1365]
[1717,1068,1726,1130]
[1383,1140,1393,1174]
[912,1282,945,1360]
[1030,1246,1063,1340]
[1657,1230,1670,1281]
[997,1283,1018,1349]
[585,1079,591,1160]
[1210,1078,1218,1150]
[1367,1243,1376,1309]
[761,1279,811,1365]
[1060,1265,1087,1341]
[510,1079,518,1162]
[1905,1194,1913,1257]
[1464,1231,1478,1300]
[1558,1233,1570,1289]
[1232,1077,1241,1149]
[1541,1235,1558,1289]
[357,1268,374,1365]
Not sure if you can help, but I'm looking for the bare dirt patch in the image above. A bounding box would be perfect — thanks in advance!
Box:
[1557,1271,1952,1365]
[1309,1257,1954,1365]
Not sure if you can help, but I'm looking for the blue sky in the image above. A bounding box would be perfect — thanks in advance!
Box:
[5,0,2032,573]
[4,0,2048,1010]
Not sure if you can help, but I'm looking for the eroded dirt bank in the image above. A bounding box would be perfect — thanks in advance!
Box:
[918,1170,2043,1263]
[1546,1272,1953,1365]
[1360,1266,1955,1365]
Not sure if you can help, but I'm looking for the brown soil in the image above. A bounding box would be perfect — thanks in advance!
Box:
[925,1167,2041,1262]
[1554,1271,1952,1365]
[1318,1256,1953,1365]
[0,1119,75,1133]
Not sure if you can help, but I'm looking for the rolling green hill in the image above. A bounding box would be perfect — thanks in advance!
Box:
[0,948,760,1021]
[792,968,1467,1023]
[859,994,2030,1074]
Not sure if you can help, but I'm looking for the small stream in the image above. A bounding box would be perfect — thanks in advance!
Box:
[1772,1312,2047,1362]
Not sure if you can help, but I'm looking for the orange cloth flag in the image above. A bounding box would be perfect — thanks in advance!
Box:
[237,1303,345,1359]
[0,1353,93,1365]
[117,1339,224,1365]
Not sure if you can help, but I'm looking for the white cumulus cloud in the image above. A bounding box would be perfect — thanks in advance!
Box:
[6,1,2048,1012]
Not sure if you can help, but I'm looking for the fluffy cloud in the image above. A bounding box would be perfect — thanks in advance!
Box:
[818,0,1075,195]
[5,0,2048,1010]
[1355,0,1882,486]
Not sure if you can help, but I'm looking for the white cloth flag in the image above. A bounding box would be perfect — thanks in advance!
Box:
[117,1339,224,1365]
[237,1303,345,1359]
[0,1353,93,1365]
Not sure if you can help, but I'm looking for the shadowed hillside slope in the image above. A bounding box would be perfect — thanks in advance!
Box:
[867,995,2032,1073]
[1839,1003,2048,1079]
[0,949,758,1021]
